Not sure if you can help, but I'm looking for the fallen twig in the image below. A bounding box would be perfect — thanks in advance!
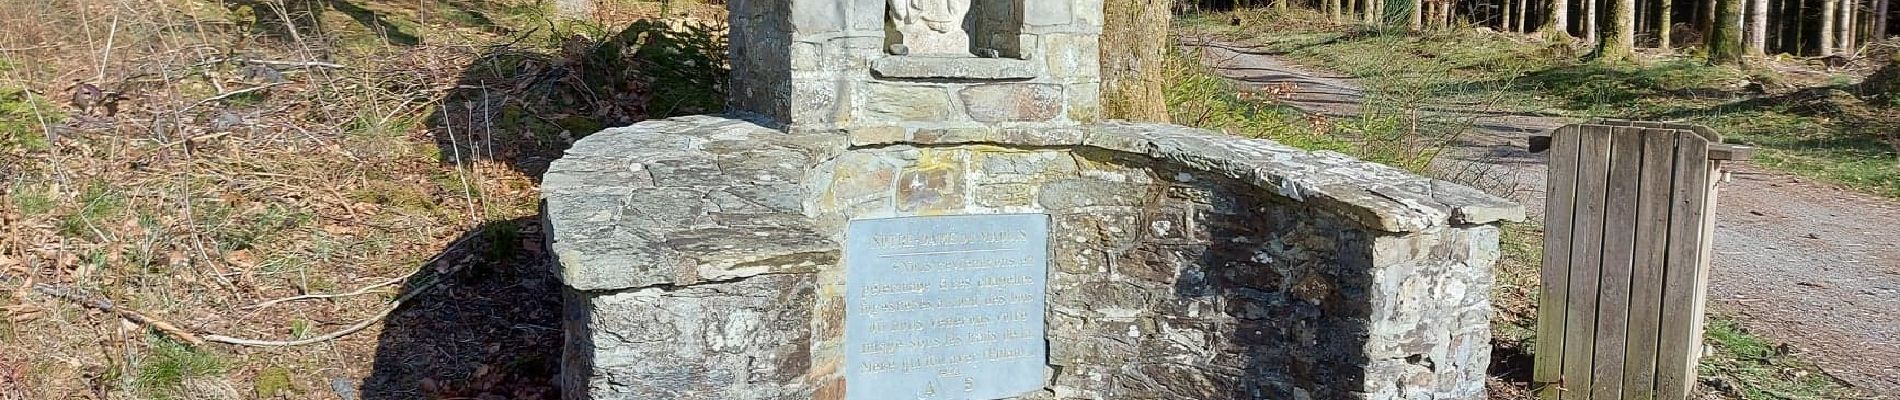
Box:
[243,234,474,310]
[205,277,438,347]
[244,273,409,310]
[238,59,346,69]
[0,44,59,52]
[178,82,292,114]
[24,280,206,346]
[4,257,447,349]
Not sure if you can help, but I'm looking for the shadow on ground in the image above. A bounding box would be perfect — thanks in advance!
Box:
[425,19,728,179]
[355,19,730,399]
[358,216,562,399]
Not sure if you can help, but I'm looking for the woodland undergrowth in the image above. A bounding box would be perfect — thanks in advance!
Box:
[0,1,725,398]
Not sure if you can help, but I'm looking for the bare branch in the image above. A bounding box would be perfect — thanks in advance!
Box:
[205,278,439,347]
[244,274,408,310]
[23,280,206,346]
[178,82,292,114]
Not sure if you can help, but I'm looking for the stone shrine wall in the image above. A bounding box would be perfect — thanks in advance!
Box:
[543,115,1521,399]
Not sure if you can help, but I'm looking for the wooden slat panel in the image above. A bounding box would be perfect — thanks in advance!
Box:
[1586,119,1722,143]
[1621,128,1679,400]
[1656,132,1712,400]
[1686,160,1724,396]
[1590,127,1646,399]
[1533,125,1585,400]
[1707,144,1754,161]
[1561,125,1616,400]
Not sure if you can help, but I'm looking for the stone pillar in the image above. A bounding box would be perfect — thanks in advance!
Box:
[726,0,1101,134]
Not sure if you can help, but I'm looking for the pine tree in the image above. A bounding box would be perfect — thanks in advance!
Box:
[1823,0,1838,54]
[1710,0,1748,64]
[1102,0,1173,122]
[1410,0,1425,29]
[1748,0,1769,55]
[1598,0,1639,60]
[1659,0,1675,48]
[1518,0,1531,31]
[1877,0,1891,40]
[1839,0,1855,54]
[1545,0,1574,37]
[1587,0,1601,41]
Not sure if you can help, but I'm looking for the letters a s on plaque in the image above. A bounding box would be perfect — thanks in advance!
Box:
[844,214,1049,400]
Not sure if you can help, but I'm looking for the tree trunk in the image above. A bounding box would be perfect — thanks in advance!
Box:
[1840,0,1856,54]
[1794,0,1808,54]
[1505,0,1515,31]
[1377,0,1388,25]
[1659,0,1674,47]
[1410,0,1426,29]
[1747,0,1769,54]
[1711,0,1747,63]
[1823,0,1838,54]
[1778,0,1795,52]
[1877,0,1891,40]
[1638,0,1649,35]
[1584,0,1599,41]
[1451,0,1460,27]
[1710,0,1725,39]
[1589,0,1604,42]
[1102,0,1173,122]
[1545,0,1574,36]
[1599,0,1638,59]
[1330,0,1344,22]
[1518,0,1531,31]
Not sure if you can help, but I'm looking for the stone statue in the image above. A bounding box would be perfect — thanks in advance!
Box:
[888,0,971,56]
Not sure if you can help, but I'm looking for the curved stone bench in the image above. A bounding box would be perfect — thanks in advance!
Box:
[544,114,1522,400]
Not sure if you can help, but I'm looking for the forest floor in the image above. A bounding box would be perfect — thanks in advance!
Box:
[0,1,727,398]
[1181,15,1900,399]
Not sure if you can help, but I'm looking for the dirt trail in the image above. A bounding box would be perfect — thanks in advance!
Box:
[1192,40,1900,396]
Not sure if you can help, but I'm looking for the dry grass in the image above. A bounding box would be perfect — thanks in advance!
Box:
[0,0,724,398]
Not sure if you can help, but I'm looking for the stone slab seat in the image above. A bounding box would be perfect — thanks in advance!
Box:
[544,115,1522,291]
[542,114,845,291]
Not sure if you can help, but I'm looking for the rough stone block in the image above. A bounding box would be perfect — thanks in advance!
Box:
[864,83,953,122]
[1024,0,1075,26]
[790,41,823,71]
[911,127,994,143]
[1043,34,1102,81]
[960,84,1064,122]
[812,152,896,212]
[562,273,817,399]
[974,183,1038,208]
[789,80,844,125]
[871,56,1039,80]
[1064,83,1102,123]
[790,0,845,33]
[893,151,966,213]
[847,126,907,146]
[1073,0,1106,27]
[843,0,884,30]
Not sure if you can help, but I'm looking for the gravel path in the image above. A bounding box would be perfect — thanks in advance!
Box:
[1191,39,1900,396]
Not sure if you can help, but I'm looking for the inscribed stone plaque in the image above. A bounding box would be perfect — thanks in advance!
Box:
[844,214,1049,400]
